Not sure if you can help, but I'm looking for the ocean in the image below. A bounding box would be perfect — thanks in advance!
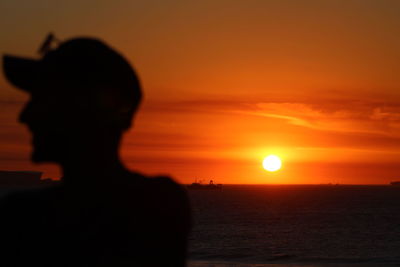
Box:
[187,185,400,267]
[1,185,399,266]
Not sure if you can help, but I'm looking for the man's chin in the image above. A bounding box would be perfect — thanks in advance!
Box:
[31,150,60,163]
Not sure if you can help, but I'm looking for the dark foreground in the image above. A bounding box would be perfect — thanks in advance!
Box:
[1,185,399,266]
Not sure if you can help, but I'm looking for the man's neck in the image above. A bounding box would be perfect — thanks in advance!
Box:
[60,152,130,187]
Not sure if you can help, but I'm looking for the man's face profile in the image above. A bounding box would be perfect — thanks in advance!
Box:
[19,91,75,163]
[4,36,142,164]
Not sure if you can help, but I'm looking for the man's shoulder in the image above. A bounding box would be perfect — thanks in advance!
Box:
[0,185,61,212]
[128,172,186,194]
[126,172,189,209]
[128,173,191,230]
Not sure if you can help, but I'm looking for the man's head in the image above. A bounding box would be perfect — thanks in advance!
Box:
[3,35,142,163]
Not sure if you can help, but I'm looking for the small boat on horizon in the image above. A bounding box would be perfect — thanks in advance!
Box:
[390,181,400,186]
[187,179,222,190]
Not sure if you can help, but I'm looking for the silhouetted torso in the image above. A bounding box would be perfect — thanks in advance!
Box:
[2,36,191,266]
[0,172,190,267]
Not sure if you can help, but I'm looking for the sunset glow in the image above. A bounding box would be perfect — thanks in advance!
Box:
[263,155,282,172]
[2,1,400,184]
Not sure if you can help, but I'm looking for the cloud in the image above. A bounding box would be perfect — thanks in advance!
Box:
[149,95,400,137]
[248,102,399,135]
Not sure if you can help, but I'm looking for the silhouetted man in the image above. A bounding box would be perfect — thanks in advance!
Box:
[2,34,191,267]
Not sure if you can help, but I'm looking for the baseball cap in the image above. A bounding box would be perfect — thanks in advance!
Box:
[3,33,142,118]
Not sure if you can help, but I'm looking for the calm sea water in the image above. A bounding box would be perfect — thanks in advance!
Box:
[188,185,400,266]
[1,185,399,266]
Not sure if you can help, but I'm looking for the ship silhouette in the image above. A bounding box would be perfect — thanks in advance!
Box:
[187,179,222,190]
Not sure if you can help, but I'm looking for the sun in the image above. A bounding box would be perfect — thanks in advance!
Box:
[263,155,282,172]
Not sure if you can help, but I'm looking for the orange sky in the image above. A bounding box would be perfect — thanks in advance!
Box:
[1,0,400,184]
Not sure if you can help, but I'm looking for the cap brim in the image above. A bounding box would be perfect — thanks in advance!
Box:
[3,55,40,92]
